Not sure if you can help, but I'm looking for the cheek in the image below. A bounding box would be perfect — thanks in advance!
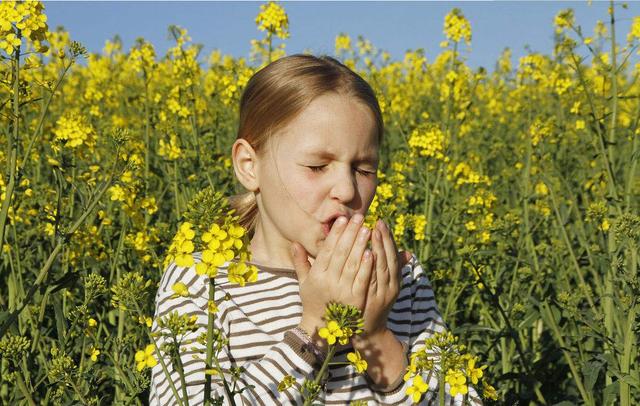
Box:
[286,172,324,209]
[360,178,378,204]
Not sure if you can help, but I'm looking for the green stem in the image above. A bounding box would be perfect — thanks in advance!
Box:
[14,370,36,406]
[204,277,216,405]
[133,302,185,406]
[302,345,337,406]
[0,39,21,254]
[545,178,597,313]
[0,170,115,338]
[540,301,593,406]
[171,333,191,404]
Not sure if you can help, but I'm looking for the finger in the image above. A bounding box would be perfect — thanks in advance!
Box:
[369,250,378,296]
[290,242,311,283]
[352,248,373,299]
[327,213,365,279]
[341,224,371,284]
[378,220,399,291]
[314,215,348,272]
[372,226,388,287]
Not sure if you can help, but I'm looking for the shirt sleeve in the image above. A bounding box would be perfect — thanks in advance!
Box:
[365,253,484,405]
[148,261,325,406]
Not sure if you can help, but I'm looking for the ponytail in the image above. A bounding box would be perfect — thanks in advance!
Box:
[228,191,259,237]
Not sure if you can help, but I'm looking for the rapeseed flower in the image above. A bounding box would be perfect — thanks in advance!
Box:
[89,347,100,362]
[53,112,96,150]
[444,8,472,45]
[135,344,158,371]
[347,350,368,374]
[445,369,468,396]
[466,357,486,385]
[406,375,429,403]
[227,261,258,286]
[335,33,351,53]
[171,282,190,298]
[255,1,289,39]
[318,320,344,346]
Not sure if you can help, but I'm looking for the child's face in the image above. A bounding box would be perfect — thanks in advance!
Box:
[251,92,379,261]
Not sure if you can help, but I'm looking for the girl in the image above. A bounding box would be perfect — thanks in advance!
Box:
[150,54,482,405]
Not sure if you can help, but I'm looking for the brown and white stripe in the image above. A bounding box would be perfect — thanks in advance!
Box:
[149,253,483,405]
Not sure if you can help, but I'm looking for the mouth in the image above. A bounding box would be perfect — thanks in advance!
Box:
[321,215,345,237]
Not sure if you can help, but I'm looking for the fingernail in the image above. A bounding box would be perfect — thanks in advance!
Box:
[359,226,370,240]
[335,216,347,226]
[364,249,371,259]
[353,213,364,224]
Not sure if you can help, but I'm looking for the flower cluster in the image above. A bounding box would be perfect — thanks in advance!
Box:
[443,8,472,46]
[53,112,97,150]
[403,331,496,403]
[408,124,448,161]
[0,0,48,55]
[195,223,245,277]
[255,1,289,39]
[164,222,197,268]
[319,302,364,347]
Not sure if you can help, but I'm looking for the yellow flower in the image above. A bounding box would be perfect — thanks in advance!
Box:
[535,182,549,196]
[318,320,344,345]
[482,381,498,400]
[171,282,190,298]
[444,8,472,45]
[135,344,158,371]
[347,350,368,373]
[208,300,218,314]
[87,318,97,327]
[576,119,585,130]
[255,1,289,39]
[335,33,351,52]
[445,369,468,397]
[406,374,429,403]
[0,33,21,55]
[466,357,487,385]
[89,347,100,362]
[138,316,152,327]
[227,262,258,287]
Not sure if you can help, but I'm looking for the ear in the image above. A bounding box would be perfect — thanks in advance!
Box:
[231,139,259,192]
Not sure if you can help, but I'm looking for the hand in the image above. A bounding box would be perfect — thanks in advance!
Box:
[290,213,374,338]
[358,219,412,338]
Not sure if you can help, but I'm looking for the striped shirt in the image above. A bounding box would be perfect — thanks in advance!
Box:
[149,252,483,405]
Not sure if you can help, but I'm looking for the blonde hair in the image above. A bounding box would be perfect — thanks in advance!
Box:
[229,54,384,236]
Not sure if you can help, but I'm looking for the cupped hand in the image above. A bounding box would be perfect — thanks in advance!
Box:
[358,219,412,337]
[290,213,375,332]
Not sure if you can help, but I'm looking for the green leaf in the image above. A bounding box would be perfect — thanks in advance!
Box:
[583,360,603,392]
[603,380,619,406]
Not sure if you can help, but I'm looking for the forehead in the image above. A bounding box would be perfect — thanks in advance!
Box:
[274,93,379,159]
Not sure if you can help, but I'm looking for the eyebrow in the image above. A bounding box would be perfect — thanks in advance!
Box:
[302,149,379,166]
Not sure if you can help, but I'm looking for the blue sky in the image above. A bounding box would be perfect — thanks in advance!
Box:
[43,1,639,71]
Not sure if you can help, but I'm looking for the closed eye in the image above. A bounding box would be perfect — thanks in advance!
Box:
[356,168,376,176]
[307,165,375,176]
[308,165,327,173]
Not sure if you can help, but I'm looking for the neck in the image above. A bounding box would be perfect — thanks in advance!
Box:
[249,220,315,270]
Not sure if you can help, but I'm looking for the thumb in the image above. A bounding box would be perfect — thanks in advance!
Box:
[290,242,311,282]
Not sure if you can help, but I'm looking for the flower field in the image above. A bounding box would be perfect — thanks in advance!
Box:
[0,1,639,404]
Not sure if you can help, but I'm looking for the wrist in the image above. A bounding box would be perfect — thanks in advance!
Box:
[294,324,329,355]
[351,326,390,349]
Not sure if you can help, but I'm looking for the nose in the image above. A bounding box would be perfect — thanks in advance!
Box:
[329,167,357,203]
